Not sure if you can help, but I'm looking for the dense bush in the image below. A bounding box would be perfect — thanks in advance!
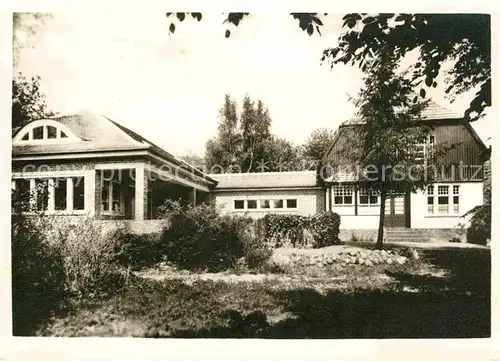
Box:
[465,205,491,246]
[234,217,272,269]
[44,216,126,300]
[11,209,128,334]
[309,212,341,248]
[158,200,245,272]
[11,213,67,335]
[157,200,272,271]
[261,211,341,248]
[261,214,308,247]
[112,228,164,270]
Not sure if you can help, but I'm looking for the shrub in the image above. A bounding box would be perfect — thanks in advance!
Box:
[157,200,272,271]
[11,213,67,335]
[42,215,126,301]
[309,211,341,248]
[465,205,491,246]
[261,212,342,248]
[158,200,245,272]
[262,214,309,247]
[233,217,272,269]
[112,228,164,270]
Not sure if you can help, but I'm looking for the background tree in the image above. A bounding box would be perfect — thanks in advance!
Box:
[302,128,336,166]
[264,136,303,172]
[205,94,243,172]
[339,54,452,249]
[12,73,53,131]
[206,94,301,173]
[179,152,206,171]
[240,97,273,172]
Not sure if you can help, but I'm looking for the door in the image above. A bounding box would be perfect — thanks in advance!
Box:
[384,192,410,228]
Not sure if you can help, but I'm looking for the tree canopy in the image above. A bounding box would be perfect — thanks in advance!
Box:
[205,94,303,173]
[302,128,336,165]
[12,73,53,131]
[337,54,454,249]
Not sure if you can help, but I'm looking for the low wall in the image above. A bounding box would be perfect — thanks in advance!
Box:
[98,219,169,235]
[339,228,466,243]
[339,229,379,242]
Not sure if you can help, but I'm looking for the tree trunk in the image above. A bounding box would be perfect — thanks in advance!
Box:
[376,187,387,250]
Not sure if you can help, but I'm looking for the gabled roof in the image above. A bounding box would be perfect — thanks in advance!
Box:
[319,99,487,181]
[341,99,463,126]
[209,171,319,190]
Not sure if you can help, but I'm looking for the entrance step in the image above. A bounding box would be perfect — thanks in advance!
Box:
[384,228,431,243]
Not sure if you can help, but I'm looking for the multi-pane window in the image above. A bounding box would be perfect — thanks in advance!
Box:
[437,185,449,214]
[232,198,298,211]
[427,185,434,214]
[453,185,460,214]
[101,171,123,214]
[234,200,245,209]
[414,134,436,163]
[33,126,44,140]
[273,199,283,209]
[54,178,67,211]
[260,200,271,209]
[12,176,86,213]
[333,185,354,205]
[359,188,378,206]
[73,177,85,210]
[427,184,460,215]
[35,179,49,211]
[17,124,72,142]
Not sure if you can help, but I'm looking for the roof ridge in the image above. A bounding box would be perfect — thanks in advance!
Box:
[208,170,316,176]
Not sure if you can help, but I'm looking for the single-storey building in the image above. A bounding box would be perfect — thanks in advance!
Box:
[11,110,217,221]
[11,101,488,241]
[208,171,325,218]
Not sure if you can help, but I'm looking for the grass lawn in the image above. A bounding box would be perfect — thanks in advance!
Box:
[37,244,490,338]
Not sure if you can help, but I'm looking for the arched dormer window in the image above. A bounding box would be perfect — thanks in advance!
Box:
[13,119,79,144]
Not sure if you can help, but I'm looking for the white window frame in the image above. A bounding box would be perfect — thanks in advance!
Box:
[231,197,299,212]
[332,184,354,206]
[13,119,80,144]
[101,178,125,216]
[11,174,87,215]
[358,188,379,207]
[426,184,460,216]
[415,134,436,163]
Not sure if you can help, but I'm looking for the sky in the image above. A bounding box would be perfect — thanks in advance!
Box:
[14,12,493,157]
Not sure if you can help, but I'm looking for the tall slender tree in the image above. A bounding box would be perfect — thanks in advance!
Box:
[205,94,243,172]
[340,54,451,249]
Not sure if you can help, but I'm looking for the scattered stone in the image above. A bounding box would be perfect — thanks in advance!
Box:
[396,257,406,265]
[358,258,365,265]
[365,260,373,267]
[386,258,393,265]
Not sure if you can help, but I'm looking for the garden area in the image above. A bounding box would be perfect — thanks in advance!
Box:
[11,200,491,338]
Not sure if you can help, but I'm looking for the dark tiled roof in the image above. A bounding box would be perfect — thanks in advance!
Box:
[341,99,463,126]
[209,171,319,189]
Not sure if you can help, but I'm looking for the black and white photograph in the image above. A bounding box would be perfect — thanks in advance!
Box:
[3,9,494,355]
